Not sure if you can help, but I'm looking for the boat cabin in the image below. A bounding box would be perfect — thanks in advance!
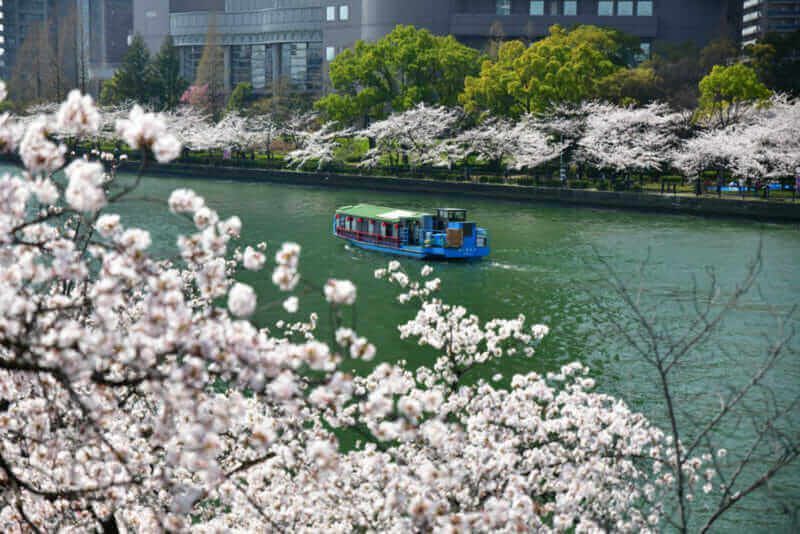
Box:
[333,204,489,259]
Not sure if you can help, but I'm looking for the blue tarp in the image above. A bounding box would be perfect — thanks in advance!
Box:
[709,184,791,192]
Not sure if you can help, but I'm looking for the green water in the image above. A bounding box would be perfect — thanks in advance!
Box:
[31,167,800,531]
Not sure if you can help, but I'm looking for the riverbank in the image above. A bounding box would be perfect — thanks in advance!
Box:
[118,160,800,224]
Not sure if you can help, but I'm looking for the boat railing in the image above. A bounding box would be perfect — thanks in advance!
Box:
[336,228,401,248]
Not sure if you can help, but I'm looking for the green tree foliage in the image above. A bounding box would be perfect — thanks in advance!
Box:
[195,15,226,121]
[698,38,738,75]
[252,76,310,123]
[460,25,625,118]
[315,25,481,127]
[745,29,800,96]
[641,37,744,110]
[698,63,772,127]
[100,34,155,105]
[640,41,701,109]
[596,67,662,106]
[152,35,188,110]
[227,82,253,113]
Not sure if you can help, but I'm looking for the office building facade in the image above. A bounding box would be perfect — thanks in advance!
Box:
[133,0,742,97]
[162,0,323,93]
[77,0,134,83]
[742,0,800,46]
[324,1,742,65]
[0,0,132,91]
[0,0,60,82]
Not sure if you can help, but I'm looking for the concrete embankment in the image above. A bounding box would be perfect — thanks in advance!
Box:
[52,160,775,223]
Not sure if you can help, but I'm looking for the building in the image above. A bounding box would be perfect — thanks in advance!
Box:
[163,0,323,94]
[132,0,742,98]
[0,0,132,93]
[0,0,59,82]
[742,0,800,46]
[134,0,171,54]
[324,1,742,67]
[77,0,134,84]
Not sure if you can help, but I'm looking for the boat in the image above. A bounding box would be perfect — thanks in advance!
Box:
[332,204,490,259]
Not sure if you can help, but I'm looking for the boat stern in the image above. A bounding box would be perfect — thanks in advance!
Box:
[422,222,489,259]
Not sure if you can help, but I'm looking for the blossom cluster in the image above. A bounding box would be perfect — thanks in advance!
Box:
[14,91,799,183]
[0,89,723,533]
[284,98,800,182]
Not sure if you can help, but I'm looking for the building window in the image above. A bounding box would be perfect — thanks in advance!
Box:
[563,0,577,15]
[496,0,511,15]
[598,1,613,15]
[530,0,544,15]
[326,6,336,21]
[635,42,651,63]
[231,45,252,87]
[637,1,653,16]
[339,5,349,21]
[618,1,633,15]
[326,46,335,62]
[181,45,204,84]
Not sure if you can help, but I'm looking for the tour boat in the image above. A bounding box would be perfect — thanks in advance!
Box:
[332,204,490,259]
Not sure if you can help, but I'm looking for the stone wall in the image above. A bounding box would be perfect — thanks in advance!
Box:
[121,161,800,223]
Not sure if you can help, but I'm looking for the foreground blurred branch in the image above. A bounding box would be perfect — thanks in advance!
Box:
[594,242,799,533]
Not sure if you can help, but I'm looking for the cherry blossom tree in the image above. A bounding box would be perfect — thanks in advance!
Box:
[576,102,681,178]
[358,104,462,170]
[671,124,763,188]
[179,84,210,116]
[672,95,800,188]
[0,83,796,534]
[594,246,800,534]
[434,117,517,170]
[433,116,566,174]
[509,115,570,172]
[245,114,284,160]
[286,123,349,170]
[740,95,800,180]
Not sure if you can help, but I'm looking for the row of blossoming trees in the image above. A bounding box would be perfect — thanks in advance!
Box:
[289,97,800,186]
[0,87,797,533]
[11,94,800,188]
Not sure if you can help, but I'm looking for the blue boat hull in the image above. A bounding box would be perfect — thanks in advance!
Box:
[336,234,489,260]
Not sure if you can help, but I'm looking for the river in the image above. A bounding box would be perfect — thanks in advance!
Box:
[23,166,800,531]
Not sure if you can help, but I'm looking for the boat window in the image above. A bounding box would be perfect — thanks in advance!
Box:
[437,209,466,221]
[463,223,474,237]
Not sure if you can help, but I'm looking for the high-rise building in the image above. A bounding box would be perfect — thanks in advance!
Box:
[76,0,133,85]
[134,0,171,54]
[162,0,323,94]
[323,1,742,64]
[0,0,59,82]
[742,0,800,46]
[0,0,131,93]
[133,0,743,97]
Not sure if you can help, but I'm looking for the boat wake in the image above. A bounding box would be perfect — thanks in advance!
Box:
[490,261,537,273]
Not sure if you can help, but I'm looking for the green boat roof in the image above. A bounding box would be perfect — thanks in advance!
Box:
[335,204,431,222]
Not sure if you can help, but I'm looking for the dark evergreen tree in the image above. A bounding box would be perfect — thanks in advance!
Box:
[100,34,155,105]
[152,35,188,110]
